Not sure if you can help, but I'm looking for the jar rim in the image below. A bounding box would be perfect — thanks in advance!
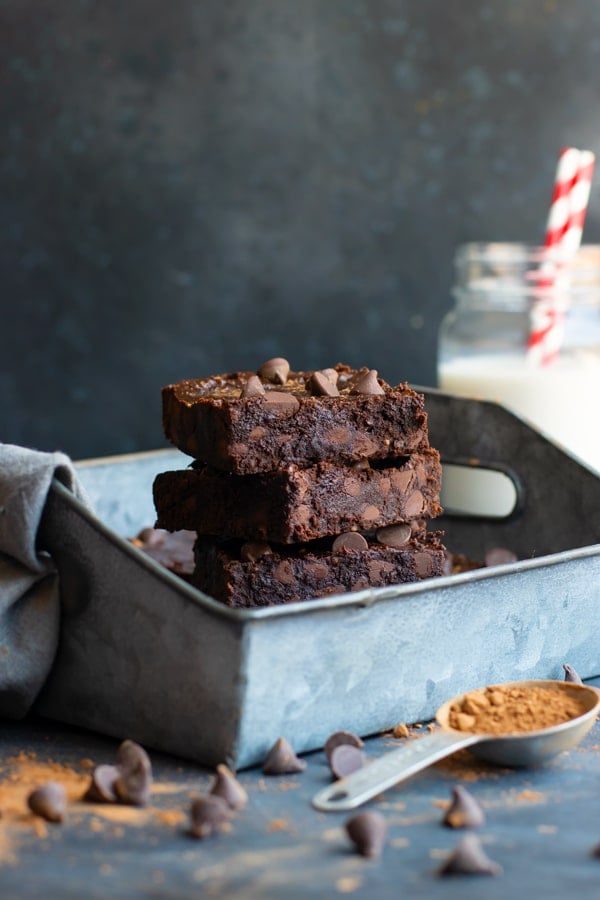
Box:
[456,242,600,267]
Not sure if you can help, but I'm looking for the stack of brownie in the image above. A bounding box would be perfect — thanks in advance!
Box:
[154,359,447,608]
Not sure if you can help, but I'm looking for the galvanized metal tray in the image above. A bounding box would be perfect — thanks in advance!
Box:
[35,390,600,769]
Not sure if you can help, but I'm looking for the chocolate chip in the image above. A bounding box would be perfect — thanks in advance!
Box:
[308,371,340,397]
[84,764,119,803]
[345,810,387,859]
[241,541,272,562]
[563,663,583,684]
[323,730,365,763]
[263,391,300,412]
[262,737,307,775]
[27,782,67,823]
[438,833,502,877]
[350,369,385,396]
[484,547,517,567]
[352,458,371,471]
[443,785,485,829]
[190,794,232,839]
[114,740,153,807]
[321,368,339,385]
[209,764,248,810]
[329,743,365,779]
[241,375,266,398]
[376,524,412,548]
[404,489,425,517]
[257,358,290,385]
[332,532,369,552]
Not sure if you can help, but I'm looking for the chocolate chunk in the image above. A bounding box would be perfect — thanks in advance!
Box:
[414,552,435,577]
[262,737,307,775]
[376,523,412,548]
[404,489,425,517]
[332,532,369,552]
[443,785,485,829]
[329,743,365,779]
[114,740,153,807]
[209,764,248,810]
[27,782,67,823]
[241,541,272,562]
[84,764,119,803]
[352,458,371,471]
[263,391,300,412]
[131,527,196,577]
[345,810,387,859]
[563,663,583,684]
[241,375,266,398]
[190,794,232,839]
[323,730,365,763]
[438,834,502,877]
[350,369,385,396]
[257,358,290,385]
[484,547,517,567]
[591,842,600,858]
[308,371,340,397]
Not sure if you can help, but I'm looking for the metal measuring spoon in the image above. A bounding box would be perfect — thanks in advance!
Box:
[312,680,600,812]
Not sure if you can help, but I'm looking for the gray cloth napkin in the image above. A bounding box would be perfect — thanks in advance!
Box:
[0,443,91,718]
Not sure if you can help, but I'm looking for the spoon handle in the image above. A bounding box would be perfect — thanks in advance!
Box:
[312,730,482,811]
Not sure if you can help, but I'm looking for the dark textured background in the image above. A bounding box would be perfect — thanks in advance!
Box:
[2,0,600,459]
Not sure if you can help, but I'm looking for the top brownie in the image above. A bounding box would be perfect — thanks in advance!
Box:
[162,360,430,474]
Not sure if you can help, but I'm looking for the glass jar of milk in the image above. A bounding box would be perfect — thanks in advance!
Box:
[438,243,600,477]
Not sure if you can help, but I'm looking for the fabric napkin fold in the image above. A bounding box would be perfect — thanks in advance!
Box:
[0,444,91,719]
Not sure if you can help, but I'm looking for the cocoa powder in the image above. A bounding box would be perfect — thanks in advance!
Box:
[447,684,585,735]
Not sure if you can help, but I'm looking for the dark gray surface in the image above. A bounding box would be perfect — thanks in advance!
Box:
[2,1,600,458]
[1,679,600,899]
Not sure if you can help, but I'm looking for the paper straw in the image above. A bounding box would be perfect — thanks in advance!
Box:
[527,148,595,365]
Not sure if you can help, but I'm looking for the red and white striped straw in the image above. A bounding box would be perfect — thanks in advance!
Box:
[527,147,595,365]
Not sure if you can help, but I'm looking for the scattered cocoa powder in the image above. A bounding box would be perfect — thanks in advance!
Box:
[448,684,585,735]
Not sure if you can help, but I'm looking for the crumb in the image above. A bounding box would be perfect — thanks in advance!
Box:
[392,723,410,739]
[267,818,290,832]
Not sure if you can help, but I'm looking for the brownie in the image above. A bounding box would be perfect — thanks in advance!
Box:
[161,362,429,474]
[191,530,446,608]
[153,450,443,543]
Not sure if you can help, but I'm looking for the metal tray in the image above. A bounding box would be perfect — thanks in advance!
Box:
[35,390,600,769]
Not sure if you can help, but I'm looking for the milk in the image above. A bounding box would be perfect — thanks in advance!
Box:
[438,352,600,515]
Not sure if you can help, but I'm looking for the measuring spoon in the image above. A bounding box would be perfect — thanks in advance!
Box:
[312,680,600,812]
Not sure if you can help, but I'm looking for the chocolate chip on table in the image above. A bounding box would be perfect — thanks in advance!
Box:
[27,782,67,823]
[332,532,369,552]
[376,524,412,548]
[84,764,119,803]
[241,541,273,563]
[563,663,583,683]
[442,785,485,829]
[350,369,385,396]
[241,375,266,398]
[438,833,502,877]
[329,743,365,779]
[307,371,340,397]
[209,764,248,810]
[257,358,290,385]
[323,730,365,763]
[262,737,307,775]
[114,740,153,807]
[345,810,387,859]
[484,547,518,567]
[190,794,233,839]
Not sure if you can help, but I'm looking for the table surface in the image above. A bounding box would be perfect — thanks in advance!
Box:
[1,681,600,900]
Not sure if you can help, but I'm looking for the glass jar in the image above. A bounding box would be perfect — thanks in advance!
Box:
[438,242,600,475]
